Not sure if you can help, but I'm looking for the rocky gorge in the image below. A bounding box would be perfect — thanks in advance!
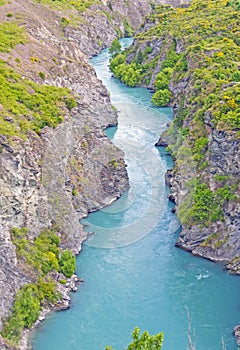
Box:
[0,0,239,348]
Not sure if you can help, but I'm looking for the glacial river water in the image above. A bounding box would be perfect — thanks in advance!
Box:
[32,39,240,350]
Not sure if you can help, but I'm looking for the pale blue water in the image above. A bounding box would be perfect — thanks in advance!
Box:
[32,39,240,350]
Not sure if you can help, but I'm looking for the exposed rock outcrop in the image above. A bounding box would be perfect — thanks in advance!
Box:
[234,324,240,347]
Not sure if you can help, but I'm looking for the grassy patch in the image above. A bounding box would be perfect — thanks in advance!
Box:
[0,22,27,52]
[0,62,77,138]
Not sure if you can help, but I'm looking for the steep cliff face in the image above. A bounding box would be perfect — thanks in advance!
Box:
[174,128,240,271]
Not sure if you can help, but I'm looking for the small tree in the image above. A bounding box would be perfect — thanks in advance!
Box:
[59,250,76,278]
[106,327,164,350]
[109,38,121,56]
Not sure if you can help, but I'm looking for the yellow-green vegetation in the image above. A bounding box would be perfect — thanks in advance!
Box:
[201,233,229,249]
[110,53,142,87]
[178,180,237,227]
[1,279,59,345]
[109,39,121,56]
[0,62,77,138]
[34,0,99,12]
[123,19,134,37]
[0,22,27,52]
[110,158,118,168]
[11,227,76,278]
[1,228,76,345]
[0,18,77,138]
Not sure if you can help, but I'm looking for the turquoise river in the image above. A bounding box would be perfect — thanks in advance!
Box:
[32,39,240,350]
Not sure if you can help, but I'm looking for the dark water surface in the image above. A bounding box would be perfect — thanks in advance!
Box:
[32,39,240,350]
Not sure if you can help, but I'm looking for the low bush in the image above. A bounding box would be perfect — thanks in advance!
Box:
[178,180,236,227]
[59,250,76,278]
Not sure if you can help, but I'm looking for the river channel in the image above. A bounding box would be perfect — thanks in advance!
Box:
[32,38,240,350]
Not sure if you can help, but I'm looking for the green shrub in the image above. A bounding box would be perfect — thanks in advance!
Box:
[123,20,134,37]
[1,286,40,344]
[61,17,69,27]
[59,250,76,278]
[155,72,169,90]
[65,96,77,110]
[72,188,78,196]
[14,287,40,327]
[110,53,127,71]
[112,61,142,86]
[231,71,240,82]
[178,180,236,227]
[1,279,59,344]
[193,137,209,160]
[11,228,60,275]
[145,46,152,54]
[215,175,229,182]
[109,39,121,56]
[39,71,45,80]
[152,89,171,106]
[36,278,59,303]
[161,44,180,69]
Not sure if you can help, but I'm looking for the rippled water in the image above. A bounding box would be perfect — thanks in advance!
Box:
[32,39,240,350]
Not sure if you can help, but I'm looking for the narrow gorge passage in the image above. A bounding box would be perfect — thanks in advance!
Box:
[32,40,240,350]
